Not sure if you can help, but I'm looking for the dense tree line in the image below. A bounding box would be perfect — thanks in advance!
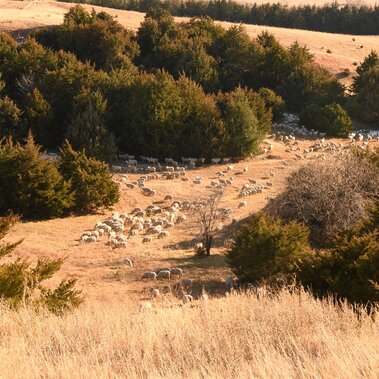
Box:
[0,6,357,163]
[61,0,379,35]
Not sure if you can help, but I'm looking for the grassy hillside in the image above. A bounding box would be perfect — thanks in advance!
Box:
[1,1,379,85]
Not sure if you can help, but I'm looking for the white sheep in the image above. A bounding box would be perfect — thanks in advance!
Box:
[142,271,157,280]
[122,257,133,267]
[157,270,171,280]
[142,236,152,244]
[158,231,169,239]
[181,278,192,289]
[139,301,152,311]
[171,267,183,277]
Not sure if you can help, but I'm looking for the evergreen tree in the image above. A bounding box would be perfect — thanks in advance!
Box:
[59,141,119,212]
[0,96,23,139]
[65,90,116,161]
[24,88,54,147]
[0,133,73,219]
[0,214,83,313]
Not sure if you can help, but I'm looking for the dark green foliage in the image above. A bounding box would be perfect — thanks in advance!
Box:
[348,51,379,125]
[0,96,23,139]
[65,90,117,161]
[226,213,310,283]
[258,87,285,121]
[297,222,379,304]
[34,6,139,70]
[0,214,83,312]
[24,89,54,146]
[59,141,119,212]
[0,214,22,259]
[217,87,266,157]
[40,278,83,315]
[300,103,352,137]
[0,134,74,220]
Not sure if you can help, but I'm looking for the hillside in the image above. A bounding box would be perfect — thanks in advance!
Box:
[1,1,379,85]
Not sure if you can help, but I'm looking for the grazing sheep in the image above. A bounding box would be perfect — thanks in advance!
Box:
[238,201,247,208]
[182,294,193,304]
[142,271,157,280]
[130,229,139,236]
[158,231,169,239]
[171,267,183,277]
[176,214,187,224]
[142,236,152,244]
[116,241,128,249]
[181,278,192,289]
[225,276,234,292]
[162,285,172,294]
[155,267,171,274]
[157,270,171,280]
[227,165,234,171]
[243,166,248,173]
[149,288,160,298]
[122,257,133,267]
[164,194,174,202]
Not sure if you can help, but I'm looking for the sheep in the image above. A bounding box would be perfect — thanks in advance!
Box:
[195,242,203,250]
[227,165,234,171]
[158,231,169,239]
[149,288,160,298]
[171,267,183,277]
[165,166,175,173]
[266,181,273,187]
[116,241,128,249]
[238,201,247,208]
[181,278,192,289]
[162,285,172,294]
[157,270,171,280]
[182,294,193,304]
[243,166,248,173]
[142,236,152,244]
[193,178,202,185]
[149,189,157,196]
[211,158,221,164]
[225,276,234,292]
[155,267,171,274]
[146,226,161,235]
[142,271,157,280]
[164,194,174,202]
[122,257,133,267]
[176,214,187,224]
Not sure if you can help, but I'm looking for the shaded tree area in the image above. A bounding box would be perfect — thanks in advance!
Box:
[1,6,375,162]
[61,0,379,35]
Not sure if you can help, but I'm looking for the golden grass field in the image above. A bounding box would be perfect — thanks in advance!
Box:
[1,289,378,378]
[1,2,379,376]
[1,1,379,86]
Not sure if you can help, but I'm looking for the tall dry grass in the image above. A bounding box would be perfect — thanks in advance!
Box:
[1,288,378,378]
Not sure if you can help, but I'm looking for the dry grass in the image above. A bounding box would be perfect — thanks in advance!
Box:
[1,1,379,86]
[0,288,378,378]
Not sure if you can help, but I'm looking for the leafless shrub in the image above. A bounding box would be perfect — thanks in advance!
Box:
[265,152,379,245]
[193,189,228,255]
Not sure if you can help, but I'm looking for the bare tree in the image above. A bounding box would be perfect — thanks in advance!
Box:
[195,189,227,256]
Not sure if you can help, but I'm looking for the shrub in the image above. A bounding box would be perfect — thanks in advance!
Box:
[226,213,310,283]
[65,90,117,161]
[264,153,379,246]
[59,141,119,212]
[300,103,352,137]
[297,218,379,304]
[258,87,285,121]
[0,134,74,220]
[0,214,83,313]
